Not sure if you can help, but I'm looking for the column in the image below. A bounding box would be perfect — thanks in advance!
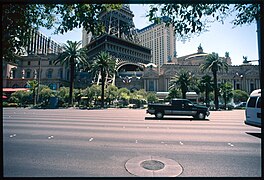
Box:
[34,30,37,54]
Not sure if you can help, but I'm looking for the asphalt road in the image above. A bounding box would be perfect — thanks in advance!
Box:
[3,107,261,177]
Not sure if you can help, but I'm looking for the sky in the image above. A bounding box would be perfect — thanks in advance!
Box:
[40,4,259,66]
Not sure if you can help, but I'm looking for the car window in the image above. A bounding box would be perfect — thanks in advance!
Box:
[247,97,257,107]
[257,97,261,108]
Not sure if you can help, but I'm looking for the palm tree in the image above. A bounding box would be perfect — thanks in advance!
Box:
[219,82,233,110]
[90,51,116,108]
[198,75,214,107]
[169,69,193,99]
[27,80,38,106]
[54,41,88,107]
[200,52,228,110]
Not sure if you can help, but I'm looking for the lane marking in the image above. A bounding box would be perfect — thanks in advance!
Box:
[179,141,183,145]
[228,142,234,147]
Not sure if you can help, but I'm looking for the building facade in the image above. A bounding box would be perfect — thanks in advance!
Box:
[176,44,232,66]
[141,63,260,94]
[137,17,177,72]
[2,28,65,90]
[25,29,62,55]
[3,7,260,96]
[3,47,260,95]
[3,54,69,90]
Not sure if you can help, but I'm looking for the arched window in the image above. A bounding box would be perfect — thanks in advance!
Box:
[12,84,19,88]
[49,83,57,90]
[10,68,17,79]
[46,69,53,78]
[58,68,63,79]
[26,69,31,78]
[24,83,30,88]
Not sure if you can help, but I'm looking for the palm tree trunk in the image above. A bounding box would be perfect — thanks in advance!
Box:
[33,88,36,106]
[213,71,219,110]
[69,57,74,107]
[224,92,227,110]
[205,85,209,107]
[182,90,186,99]
[101,69,105,108]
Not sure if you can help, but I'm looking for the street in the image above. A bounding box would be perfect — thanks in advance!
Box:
[3,108,261,177]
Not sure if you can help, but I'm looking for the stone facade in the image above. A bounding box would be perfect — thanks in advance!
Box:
[137,17,177,72]
[141,63,260,94]
[3,54,69,90]
[3,50,260,95]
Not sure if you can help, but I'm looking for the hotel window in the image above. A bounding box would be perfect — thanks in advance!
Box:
[149,80,155,91]
[28,61,31,66]
[47,69,53,78]
[58,69,63,79]
[26,70,31,78]
[250,83,254,92]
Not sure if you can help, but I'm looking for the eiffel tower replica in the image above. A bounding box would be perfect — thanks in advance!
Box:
[86,4,151,89]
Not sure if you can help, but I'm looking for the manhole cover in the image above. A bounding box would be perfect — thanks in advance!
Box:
[140,160,165,170]
[125,156,183,177]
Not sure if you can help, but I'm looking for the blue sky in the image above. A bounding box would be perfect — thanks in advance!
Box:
[40,4,259,65]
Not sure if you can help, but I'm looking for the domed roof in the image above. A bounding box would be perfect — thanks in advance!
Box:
[185,53,208,60]
[145,63,157,68]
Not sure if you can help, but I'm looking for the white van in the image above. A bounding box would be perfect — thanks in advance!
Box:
[245,89,261,128]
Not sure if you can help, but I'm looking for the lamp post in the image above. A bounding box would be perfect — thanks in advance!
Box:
[243,58,259,64]
[242,57,260,91]
[36,57,41,105]
[234,72,244,91]
[33,69,37,106]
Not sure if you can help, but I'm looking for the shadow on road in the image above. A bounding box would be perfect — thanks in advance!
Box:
[145,117,210,121]
[246,132,262,138]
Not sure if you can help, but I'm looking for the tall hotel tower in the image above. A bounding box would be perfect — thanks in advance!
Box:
[137,17,177,72]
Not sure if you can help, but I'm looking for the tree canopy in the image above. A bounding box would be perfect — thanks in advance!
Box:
[147,4,260,40]
[2,4,121,62]
[2,2,261,62]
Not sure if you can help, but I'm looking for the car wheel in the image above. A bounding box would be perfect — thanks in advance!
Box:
[155,111,164,119]
[196,112,205,120]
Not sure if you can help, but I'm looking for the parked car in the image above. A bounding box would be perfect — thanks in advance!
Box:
[146,99,210,119]
[234,102,247,109]
[219,103,235,110]
[245,89,261,128]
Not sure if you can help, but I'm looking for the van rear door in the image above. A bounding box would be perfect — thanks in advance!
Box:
[246,96,261,127]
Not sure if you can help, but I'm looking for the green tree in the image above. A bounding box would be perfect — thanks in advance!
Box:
[129,89,147,108]
[90,51,116,108]
[57,87,69,107]
[198,75,214,107]
[2,4,121,62]
[232,89,249,103]
[90,84,101,106]
[39,86,54,107]
[147,4,260,39]
[117,88,130,106]
[54,40,88,107]
[80,87,93,107]
[27,80,38,106]
[2,4,49,62]
[200,52,228,110]
[9,90,31,107]
[219,82,233,110]
[167,89,181,100]
[105,85,118,106]
[169,69,194,99]
[146,92,158,103]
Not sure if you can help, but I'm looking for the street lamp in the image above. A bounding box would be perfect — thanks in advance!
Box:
[242,56,259,64]
[36,56,42,105]
[33,69,37,106]
[234,72,244,91]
